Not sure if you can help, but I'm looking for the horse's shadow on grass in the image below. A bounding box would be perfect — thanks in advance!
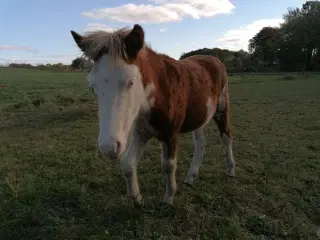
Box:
[96,196,189,238]
[97,179,239,238]
[1,166,239,239]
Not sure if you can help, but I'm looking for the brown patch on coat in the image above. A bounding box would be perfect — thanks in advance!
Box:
[134,48,229,141]
[120,25,233,158]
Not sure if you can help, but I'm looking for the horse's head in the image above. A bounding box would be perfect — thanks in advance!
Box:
[71,24,153,160]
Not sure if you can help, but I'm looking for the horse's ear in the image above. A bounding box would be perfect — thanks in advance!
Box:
[71,30,86,52]
[124,24,145,59]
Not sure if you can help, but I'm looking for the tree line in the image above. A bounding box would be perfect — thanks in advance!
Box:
[6,63,72,71]
[181,0,320,73]
[5,58,92,72]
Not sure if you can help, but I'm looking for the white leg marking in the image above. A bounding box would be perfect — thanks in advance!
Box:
[222,133,235,177]
[203,97,216,126]
[120,129,147,205]
[161,144,177,206]
[184,128,206,185]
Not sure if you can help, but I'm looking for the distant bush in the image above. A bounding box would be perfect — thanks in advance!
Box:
[282,75,296,81]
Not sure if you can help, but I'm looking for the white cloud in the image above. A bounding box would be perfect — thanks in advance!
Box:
[160,28,166,33]
[82,0,235,24]
[216,18,284,51]
[0,45,37,53]
[84,23,115,32]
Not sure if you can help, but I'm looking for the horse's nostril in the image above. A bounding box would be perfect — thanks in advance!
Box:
[98,140,122,159]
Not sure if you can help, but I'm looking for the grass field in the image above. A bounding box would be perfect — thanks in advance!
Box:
[0,68,319,239]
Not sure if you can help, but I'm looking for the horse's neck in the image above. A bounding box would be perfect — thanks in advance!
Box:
[146,49,186,104]
[144,47,179,66]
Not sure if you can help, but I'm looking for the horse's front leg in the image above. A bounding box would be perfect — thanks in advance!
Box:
[161,134,179,206]
[120,129,150,206]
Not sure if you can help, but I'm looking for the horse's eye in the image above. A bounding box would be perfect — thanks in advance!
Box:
[127,80,133,89]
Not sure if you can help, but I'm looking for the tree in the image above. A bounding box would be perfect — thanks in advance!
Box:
[179,47,253,72]
[71,57,93,71]
[71,57,84,70]
[248,27,280,67]
[280,1,320,70]
[233,57,243,71]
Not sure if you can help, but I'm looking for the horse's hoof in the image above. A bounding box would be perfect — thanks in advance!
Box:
[183,177,194,186]
[127,194,144,208]
[162,196,174,206]
[227,168,235,177]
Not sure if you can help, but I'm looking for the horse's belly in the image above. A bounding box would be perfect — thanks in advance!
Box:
[180,97,216,133]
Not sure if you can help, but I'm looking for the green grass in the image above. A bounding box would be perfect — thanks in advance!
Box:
[0,68,319,239]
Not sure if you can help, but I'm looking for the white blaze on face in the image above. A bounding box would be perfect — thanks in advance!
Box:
[88,54,152,158]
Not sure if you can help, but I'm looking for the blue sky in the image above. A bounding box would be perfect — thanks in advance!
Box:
[0,0,306,65]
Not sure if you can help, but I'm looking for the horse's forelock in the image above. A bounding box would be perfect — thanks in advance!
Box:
[81,27,148,62]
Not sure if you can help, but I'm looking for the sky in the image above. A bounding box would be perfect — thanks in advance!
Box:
[0,0,306,65]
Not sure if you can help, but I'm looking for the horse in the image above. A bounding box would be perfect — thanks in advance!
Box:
[70,24,236,206]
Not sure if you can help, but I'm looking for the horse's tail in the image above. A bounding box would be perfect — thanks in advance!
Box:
[214,70,232,139]
[213,67,236,177]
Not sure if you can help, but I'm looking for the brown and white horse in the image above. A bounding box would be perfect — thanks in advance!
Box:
[70,24,236,206]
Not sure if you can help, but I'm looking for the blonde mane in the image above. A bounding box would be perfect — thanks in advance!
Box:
[81,27,148,62]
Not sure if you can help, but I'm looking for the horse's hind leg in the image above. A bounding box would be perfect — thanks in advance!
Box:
[184,127,206,185]
[214,90,236,177]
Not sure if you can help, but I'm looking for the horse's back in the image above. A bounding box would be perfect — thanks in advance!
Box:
[182,54,227,80]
